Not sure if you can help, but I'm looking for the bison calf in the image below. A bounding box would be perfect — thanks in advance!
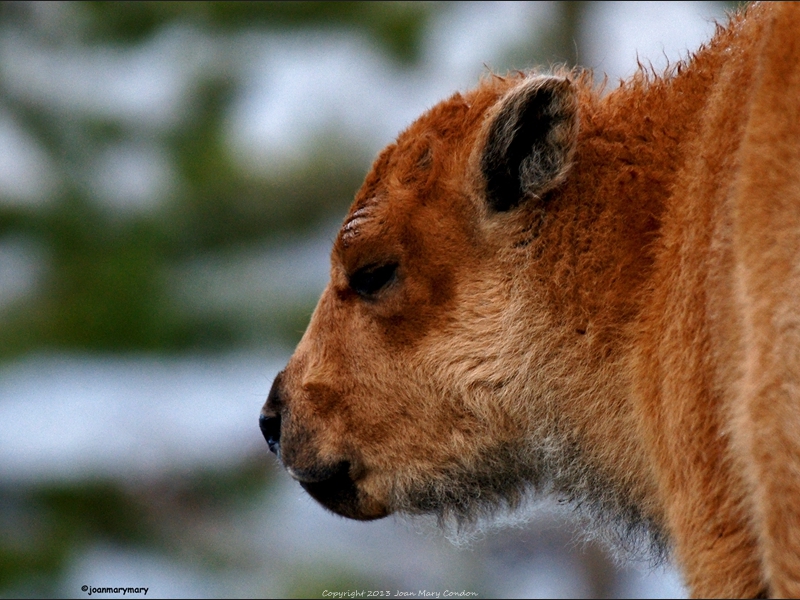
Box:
[261,4,800,597]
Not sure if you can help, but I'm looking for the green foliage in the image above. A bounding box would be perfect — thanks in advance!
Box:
[0,460,273,593]
[80,1,434,64]
[0,481,153,592]
[0,0,414,357]
[0,48,357,357]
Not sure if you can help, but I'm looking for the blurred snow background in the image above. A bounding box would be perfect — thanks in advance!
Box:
[0,2,732,597]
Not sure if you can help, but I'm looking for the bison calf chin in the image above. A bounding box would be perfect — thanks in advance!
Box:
[261,4,800,597]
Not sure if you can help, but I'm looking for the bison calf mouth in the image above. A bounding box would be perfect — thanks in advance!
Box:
[295,460,388,521]
[258,411,388,520]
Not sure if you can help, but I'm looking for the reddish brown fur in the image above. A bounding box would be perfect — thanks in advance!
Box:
[262,4,800,596]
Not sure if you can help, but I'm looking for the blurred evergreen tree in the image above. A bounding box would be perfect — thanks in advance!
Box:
[81,1,430,64]
[0,1,436,356]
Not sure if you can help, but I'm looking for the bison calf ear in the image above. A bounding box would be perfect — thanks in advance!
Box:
[480,76,578,212]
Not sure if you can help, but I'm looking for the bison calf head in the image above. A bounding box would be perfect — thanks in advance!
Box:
[261,75,585,523]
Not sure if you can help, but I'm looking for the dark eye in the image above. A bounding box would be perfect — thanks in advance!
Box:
[349,262,398,298]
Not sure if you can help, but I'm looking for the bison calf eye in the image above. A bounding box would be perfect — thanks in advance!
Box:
[349,262,398,298]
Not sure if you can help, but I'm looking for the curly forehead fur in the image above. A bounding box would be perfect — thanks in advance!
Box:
[263,4,800,597]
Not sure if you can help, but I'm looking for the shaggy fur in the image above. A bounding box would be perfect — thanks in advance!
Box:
[261,3,800,596]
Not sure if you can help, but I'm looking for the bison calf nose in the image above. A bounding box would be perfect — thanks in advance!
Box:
[260,371,284,456]
[259,413,281,455]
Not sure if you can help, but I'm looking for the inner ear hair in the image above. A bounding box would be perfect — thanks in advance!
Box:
[481,76,579,212]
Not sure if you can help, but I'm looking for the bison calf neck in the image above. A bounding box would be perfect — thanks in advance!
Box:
[261,4,800,597]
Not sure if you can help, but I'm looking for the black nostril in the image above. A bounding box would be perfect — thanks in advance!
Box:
[259,414,281,455]
[266,371,284,411]
[261,372,285,456]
